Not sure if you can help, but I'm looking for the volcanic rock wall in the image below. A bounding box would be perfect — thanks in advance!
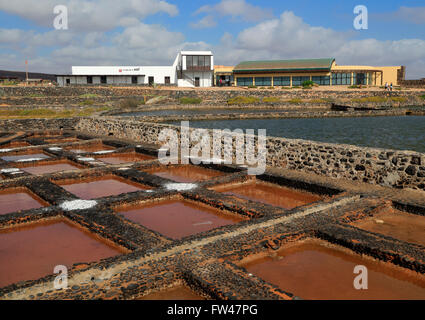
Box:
[75,118,425,191]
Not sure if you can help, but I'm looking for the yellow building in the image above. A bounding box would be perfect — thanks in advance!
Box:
[232,58,404,87]
[214,65,234,86]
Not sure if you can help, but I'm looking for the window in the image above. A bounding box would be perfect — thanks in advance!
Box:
[193,56,199,67]
[87,76,93,84]
[273,76,290,86]
[237,77,253,86]
[255,77,271,86]
[292,76,310,86]
[353,73,366,85]
[186,56,193,67]
[204,56,211,67]
[131,76,138,84]
[100,76,107,84]
[165,76,170,85]
[312,76,330,86]
[332,73,352,85]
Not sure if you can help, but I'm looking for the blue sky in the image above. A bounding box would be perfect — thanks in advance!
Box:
[0,0,424,78]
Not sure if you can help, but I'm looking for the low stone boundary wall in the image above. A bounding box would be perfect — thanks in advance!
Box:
[0,118,79,131]
[75,117,425,191]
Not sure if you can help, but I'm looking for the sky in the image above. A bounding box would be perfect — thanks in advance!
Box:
[0,0,424,79]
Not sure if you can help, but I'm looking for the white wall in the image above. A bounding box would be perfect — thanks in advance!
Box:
[58,51,213,87]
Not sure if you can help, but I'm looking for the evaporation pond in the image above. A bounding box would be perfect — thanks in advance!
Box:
[58,177,149,199]
[0,219,125,288]
[243,239,425,300]
[0,188,46,215]
[21,161,80,175]
[98,153,154,164]
[118,200,242,239]
[147,166,224,183]
[353,206,425,247]
[214,181,323,209]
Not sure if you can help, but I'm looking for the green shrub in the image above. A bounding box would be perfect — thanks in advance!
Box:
[420,95,425,100]
[179,97,202,104]
[302,80,314,88]
[263,97,280,103]
[80,93,99,99]
[247,85,257,89]
[268,86,275,90]
[119,98,143,109]
[390,96,407,102]
[352,96,387,103]
[309,98,328,104]
[292,86,301,89]
[0,80,18,86]
[227,96,260,105]
[79,99,95,106]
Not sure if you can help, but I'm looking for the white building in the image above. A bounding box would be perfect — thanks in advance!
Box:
[56,51,214,88]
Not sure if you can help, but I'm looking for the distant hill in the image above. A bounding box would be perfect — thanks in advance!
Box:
[0,70,56,81]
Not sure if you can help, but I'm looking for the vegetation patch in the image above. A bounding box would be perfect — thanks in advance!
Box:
[227,96,260,105]
[287,98,303,104]
[247,85,257,89]
[309,98,328,104]
[119,98,144,109]
[302,80,314,89]
[0,80,18,86]
[352,96,387,103]
[0,107,109,119]
[179,97,202,104]
[80,93,99,99]
[420,95,425,100]
[79,99,95,106]
[263,97,280,103]
[390,96,407,102]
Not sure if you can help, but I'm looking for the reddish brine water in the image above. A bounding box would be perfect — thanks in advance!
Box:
[0,219,125,288]
[98,153,154,164]
[118,200,242,239]
[0,188,46,215]
[243,239,425,300]
[214,181,323,209]
[58,177,150,199]
[21,162,80,175]
[148,166,224,183]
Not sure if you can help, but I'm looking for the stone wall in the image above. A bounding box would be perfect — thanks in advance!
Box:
[400,79,425,88]
[75,118,425,191]
[0,118,79,131]
[2,86,425,107]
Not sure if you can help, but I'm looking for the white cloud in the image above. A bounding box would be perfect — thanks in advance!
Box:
[0,0,178,32]
[190,15,217,29]
[380,6,425,24]
[213,11,425,79]
[195,0,273,24]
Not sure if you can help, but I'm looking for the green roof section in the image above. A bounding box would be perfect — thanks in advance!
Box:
[233,58,335,73]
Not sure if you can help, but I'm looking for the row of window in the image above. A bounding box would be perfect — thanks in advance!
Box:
[236,73,373,86]
[332,73,352,85]
[84,76,170,85]
[186,55,211,68]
